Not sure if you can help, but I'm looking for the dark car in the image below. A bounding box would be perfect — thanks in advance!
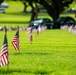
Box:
[64,17,75,26]
[67,8,76,13]
[28,18,54,29]
[53,16,75,28]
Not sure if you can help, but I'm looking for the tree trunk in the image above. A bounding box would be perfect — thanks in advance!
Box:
[29,2,35,22]
[30,8,35,22]
[45,6,60,21]
[23,2,28,13]
[50,10,60,21]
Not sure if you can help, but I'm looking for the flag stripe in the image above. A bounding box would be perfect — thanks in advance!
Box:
[1,47,7,52]
[12,30,19,51]
[2,55,6,66]
[29,33,32,43]
[12,42,19,50]
[0,50,8,67]
[0,33,8,67]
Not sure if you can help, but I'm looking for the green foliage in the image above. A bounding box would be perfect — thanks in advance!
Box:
[0,29,76,75]
[0,0,4,4]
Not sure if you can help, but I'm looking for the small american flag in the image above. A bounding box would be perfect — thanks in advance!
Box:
[12,29,19,51]
[29,33,33,43]
[0,33,9,67]
[36,29,39,35]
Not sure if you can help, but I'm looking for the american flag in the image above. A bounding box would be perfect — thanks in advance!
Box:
[36,29,39,35]
[29,33,33,43]
[0,33,9,67]
[12,29,19,51]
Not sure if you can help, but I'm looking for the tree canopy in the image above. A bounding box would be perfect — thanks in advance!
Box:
[1,0,74,21]
[0,0,4,4]
[17,0,74,21]
[32,0,74,21]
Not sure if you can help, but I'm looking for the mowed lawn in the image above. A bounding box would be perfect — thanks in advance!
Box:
[0,29,76,75]
[0,1,76,75]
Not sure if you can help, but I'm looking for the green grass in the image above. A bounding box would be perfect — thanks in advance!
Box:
[0,2,76,74]
[0,29,76,75]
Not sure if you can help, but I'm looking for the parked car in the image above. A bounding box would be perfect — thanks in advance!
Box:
[0,3,8,13]
[0,3,8,8]
[28,18,54,29]
[53,16,75,28]
[0,8,5,13]
[64,16,75,25]
[67,8,76,13]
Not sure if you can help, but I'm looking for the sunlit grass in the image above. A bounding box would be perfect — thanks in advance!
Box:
[0,1,76,74]
[0,29,76,75]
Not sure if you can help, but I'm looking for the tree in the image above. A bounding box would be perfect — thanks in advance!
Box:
[33,0,74,21]
[22,1,28,13]
[20,0,74,21]
[5,0,74,22]
[20,0,37,21]
[29,2,39,21]
[0,0,4,4]
[19,0,28,13]
[19,0,34,13]
[20,0,38,21]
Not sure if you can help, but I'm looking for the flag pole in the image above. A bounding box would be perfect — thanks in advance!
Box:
[4,26,7,34]
[29,32,33,44]
[4,26,9,73]
[7,49,9,73]
[6,64,9,74]
[17,26,20,53]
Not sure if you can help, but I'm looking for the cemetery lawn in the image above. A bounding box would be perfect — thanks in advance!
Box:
[0,29,76,75]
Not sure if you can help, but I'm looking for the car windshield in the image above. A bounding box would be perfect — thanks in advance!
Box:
[34,19,43,23]
[56,17,65,22]
[43,18,52,22]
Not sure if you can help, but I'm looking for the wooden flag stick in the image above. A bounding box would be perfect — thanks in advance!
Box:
[4,26,7,34]
[18,26,20,53]
[6,64,9,75]
[7,64,9,72]
[29,33,33,44]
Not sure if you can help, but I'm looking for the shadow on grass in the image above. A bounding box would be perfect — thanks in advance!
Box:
[13,51,54,56]
[0,69,55,75]
[34,70,55,75]
[0,21,29,24]
[0,69,31,74]
[5,12,31,16]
